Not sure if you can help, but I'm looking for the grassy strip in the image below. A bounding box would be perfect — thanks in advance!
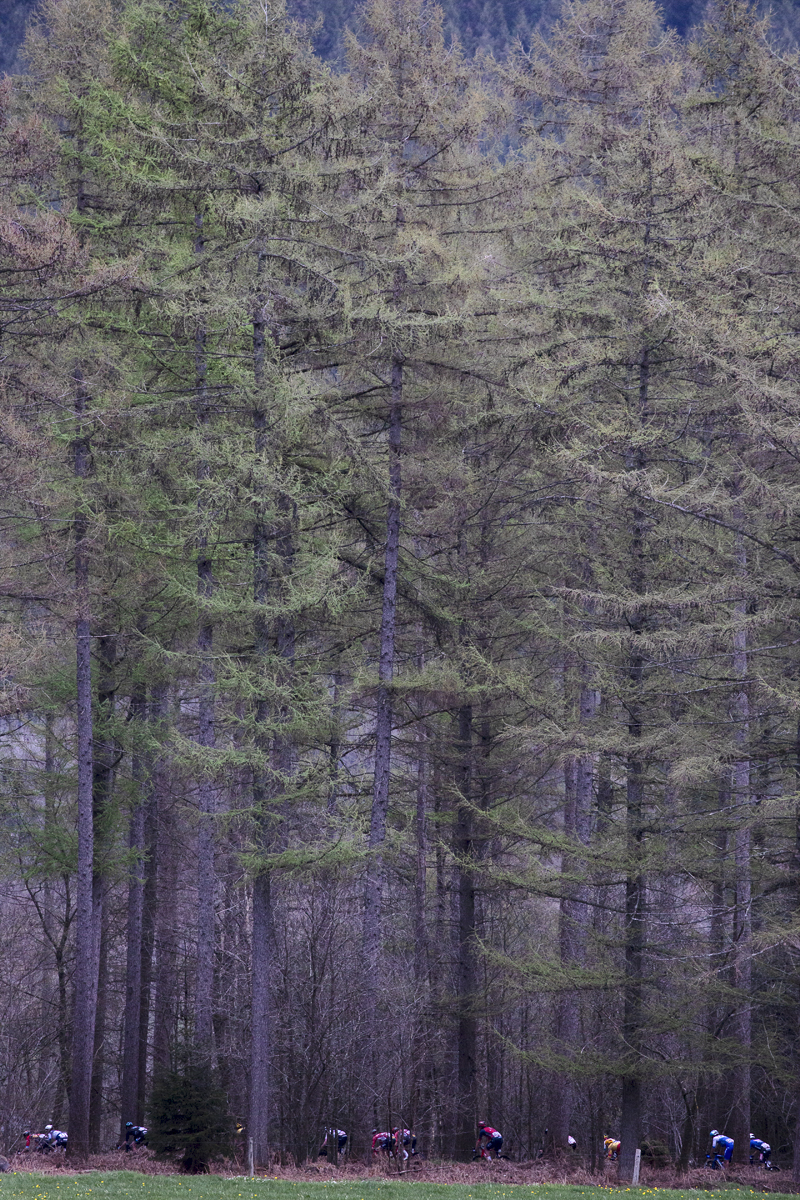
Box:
[0,1173,793,1200]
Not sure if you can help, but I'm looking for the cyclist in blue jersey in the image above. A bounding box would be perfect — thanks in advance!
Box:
[708,1130,733,1168]
[749,1135,774,1168]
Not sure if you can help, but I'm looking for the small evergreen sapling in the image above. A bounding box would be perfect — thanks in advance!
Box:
[147,1058,234,1173]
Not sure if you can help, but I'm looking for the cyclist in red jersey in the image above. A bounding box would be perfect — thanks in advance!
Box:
[372,1130,392,1156]
[475,1122,503,1159]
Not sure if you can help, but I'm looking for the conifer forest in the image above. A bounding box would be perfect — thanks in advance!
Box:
[5,0,800,1180]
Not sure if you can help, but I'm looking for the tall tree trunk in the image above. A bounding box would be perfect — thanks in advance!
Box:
[139,734,159,1115]
[454,702,476,1161]
[89,905,109,1150]
[414,720,429,988]
[618,347,649,1182]
[361,353,402,1140]
[67,368,97,1164]
[411,715,434,1156]
[792,721,800,1188]
[619,742,644,1181]
[137,854,156,1113]
[249,274,276,1167]
[549,758,578,1156]
[152,812,178,1077]
[550,673,595,1155]
[704,805,729,1144]
[194,209,216,1053]
[328,673,342,813]
[121,686,147,1135]
[39,716,57,1098]
[195,651,216,1055]
[53,882,71,1128]
[250,865,274,1166]
[678,1086,698,1174]
[137,687,164,1114]
[153,738,178,1077]
[728,529,751,1163]
[89,630,116,1150]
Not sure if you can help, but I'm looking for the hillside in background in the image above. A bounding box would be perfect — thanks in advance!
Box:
[0,0,35,73]
[2,0,800,72]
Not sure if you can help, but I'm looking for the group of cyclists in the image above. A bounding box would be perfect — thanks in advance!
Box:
[320,1121,503,1162]
[604,1129,778,1170]
[708,1130,778,1170]
[21,1115,504,1166]
[371,1128,418,1160]
[21,1122,147,1155]
[17,1115,780,1171]
[23,1126,67,1153]
[319,1127,419,1161]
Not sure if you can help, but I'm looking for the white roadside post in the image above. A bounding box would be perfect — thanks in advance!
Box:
[632,1148,641,1184]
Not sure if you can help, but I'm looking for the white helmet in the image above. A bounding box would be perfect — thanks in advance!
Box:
[45,1125,53,1131]
[709,1130,719,1137]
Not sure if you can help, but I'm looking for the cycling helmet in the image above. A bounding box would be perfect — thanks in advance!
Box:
[45,1125,52,1132]
[710,1130,719,1138]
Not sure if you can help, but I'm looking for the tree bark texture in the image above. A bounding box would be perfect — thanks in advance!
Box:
[121,686,147,1134]
[89,630,116,1150]
[89,903,109,1150]
[618,347,649,1182]
[550,674,595,1154]
[67,369,98,1164]
[361,355,402,1115]
[248,264,299,1166]
[249,255,274,1167]
[454,703,476,1161]
[152,783,178,1075]
[250,870,275,1166]
[794,723,800,1188]
[194,209,216,1053]
[729,530,751,1164]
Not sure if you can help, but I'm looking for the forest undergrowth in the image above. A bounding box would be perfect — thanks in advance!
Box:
[2,1156,794,1194]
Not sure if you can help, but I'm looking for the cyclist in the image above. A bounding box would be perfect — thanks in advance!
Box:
[319,1129,347,1158]
[749,1134,773,1168]
[372,1130,392,1156]
[124,1123,148,1151]
[42,1126,68,1151]
[391,1128,417,1159]
[604,1136,621,1161]
[474,1122,503,1160]
[708,1130,733,1168]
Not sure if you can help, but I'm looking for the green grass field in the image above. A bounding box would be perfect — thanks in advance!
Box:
[0,1173,795,1200]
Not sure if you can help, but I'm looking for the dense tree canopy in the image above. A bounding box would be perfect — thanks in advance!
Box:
[2,0,800,1183]
[4,0,800,72]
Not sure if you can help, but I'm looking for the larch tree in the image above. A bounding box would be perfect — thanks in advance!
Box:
[17,0,151,1158]
[321,0,501,1152]
[503,0,765,1176]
